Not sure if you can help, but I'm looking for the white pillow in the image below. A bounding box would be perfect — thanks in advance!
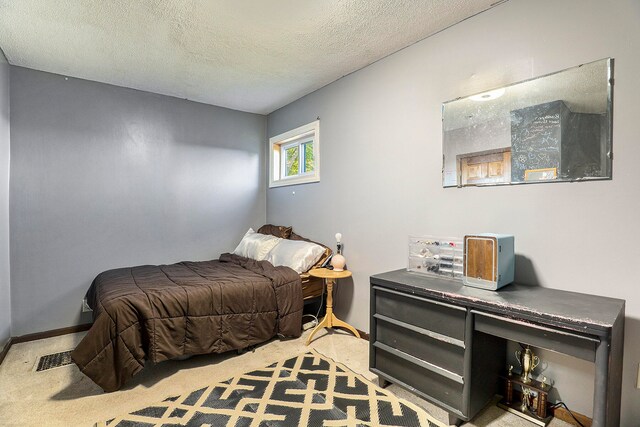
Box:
[266,239,325,274]
[233,228,282,261]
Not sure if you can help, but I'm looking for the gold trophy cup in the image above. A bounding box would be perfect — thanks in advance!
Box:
[515,345,540,383]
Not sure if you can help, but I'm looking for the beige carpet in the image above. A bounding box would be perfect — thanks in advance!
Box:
[0,328,573,427]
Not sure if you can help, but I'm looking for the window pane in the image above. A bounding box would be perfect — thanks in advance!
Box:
[269,120,319,187]
[285,145,299,176]
[304,142,314,172]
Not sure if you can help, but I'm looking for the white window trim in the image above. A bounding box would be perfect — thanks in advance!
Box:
[269,120,320,188]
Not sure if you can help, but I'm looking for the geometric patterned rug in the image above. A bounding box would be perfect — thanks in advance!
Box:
[97,349,447,427]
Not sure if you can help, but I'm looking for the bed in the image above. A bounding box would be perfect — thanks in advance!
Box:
[71,225,330,392]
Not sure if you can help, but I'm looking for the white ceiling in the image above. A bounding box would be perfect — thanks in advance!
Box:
[0,0,501,114]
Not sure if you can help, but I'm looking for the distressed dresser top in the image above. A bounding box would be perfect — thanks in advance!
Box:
[371,269,625,336]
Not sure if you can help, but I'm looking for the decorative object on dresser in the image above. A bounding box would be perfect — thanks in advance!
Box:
[463,233,514,290]
[306,268,360,345]
[408,236,464,279]
[370,269,624,427]
[407,233,515,290]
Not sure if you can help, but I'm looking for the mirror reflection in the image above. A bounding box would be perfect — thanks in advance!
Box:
[442,58,612,187]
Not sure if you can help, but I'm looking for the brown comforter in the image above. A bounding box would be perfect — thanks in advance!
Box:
[71,253,303,392]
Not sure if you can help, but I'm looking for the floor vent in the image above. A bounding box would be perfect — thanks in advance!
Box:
[36,350,74,372]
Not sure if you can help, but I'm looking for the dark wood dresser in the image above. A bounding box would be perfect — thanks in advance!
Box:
[370,269,624,427]
[301,273,324,300]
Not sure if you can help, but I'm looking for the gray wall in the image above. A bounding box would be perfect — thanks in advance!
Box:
[10,67,266,336]
[0,48,11,348]
[267,0,640,422]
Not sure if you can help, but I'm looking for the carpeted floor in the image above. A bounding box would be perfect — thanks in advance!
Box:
[0,328,574,427]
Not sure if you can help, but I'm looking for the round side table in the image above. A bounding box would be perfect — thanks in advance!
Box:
[306,268,361,345]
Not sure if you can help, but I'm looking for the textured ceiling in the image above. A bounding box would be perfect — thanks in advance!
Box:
[0,0,500,114]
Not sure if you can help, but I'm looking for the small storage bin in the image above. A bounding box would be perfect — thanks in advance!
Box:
[408,236,463,280]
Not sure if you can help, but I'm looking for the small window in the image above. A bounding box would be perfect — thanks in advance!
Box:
[269,120,320,187]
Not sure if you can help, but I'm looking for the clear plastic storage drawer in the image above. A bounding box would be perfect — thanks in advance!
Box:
[408,236,463,280]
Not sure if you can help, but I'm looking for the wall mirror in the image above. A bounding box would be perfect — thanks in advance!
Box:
[442,58,613,187]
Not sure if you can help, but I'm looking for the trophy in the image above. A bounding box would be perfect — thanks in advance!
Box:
[521,387,532,412]
[500,347,553,423]
[515,345,540,383]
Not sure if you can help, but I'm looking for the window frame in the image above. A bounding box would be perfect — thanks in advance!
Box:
[269,120,320,188]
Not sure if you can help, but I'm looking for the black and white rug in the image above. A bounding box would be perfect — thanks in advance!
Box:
[98,349,446,427]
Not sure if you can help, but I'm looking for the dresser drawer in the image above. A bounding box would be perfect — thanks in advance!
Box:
[375,315,465,376]
[473,310,599,362]
[374,286,466,341]
[374,347,463,411]
[301,276,324,300]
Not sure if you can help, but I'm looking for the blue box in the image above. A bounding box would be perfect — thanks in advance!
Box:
[463,234,514,290]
